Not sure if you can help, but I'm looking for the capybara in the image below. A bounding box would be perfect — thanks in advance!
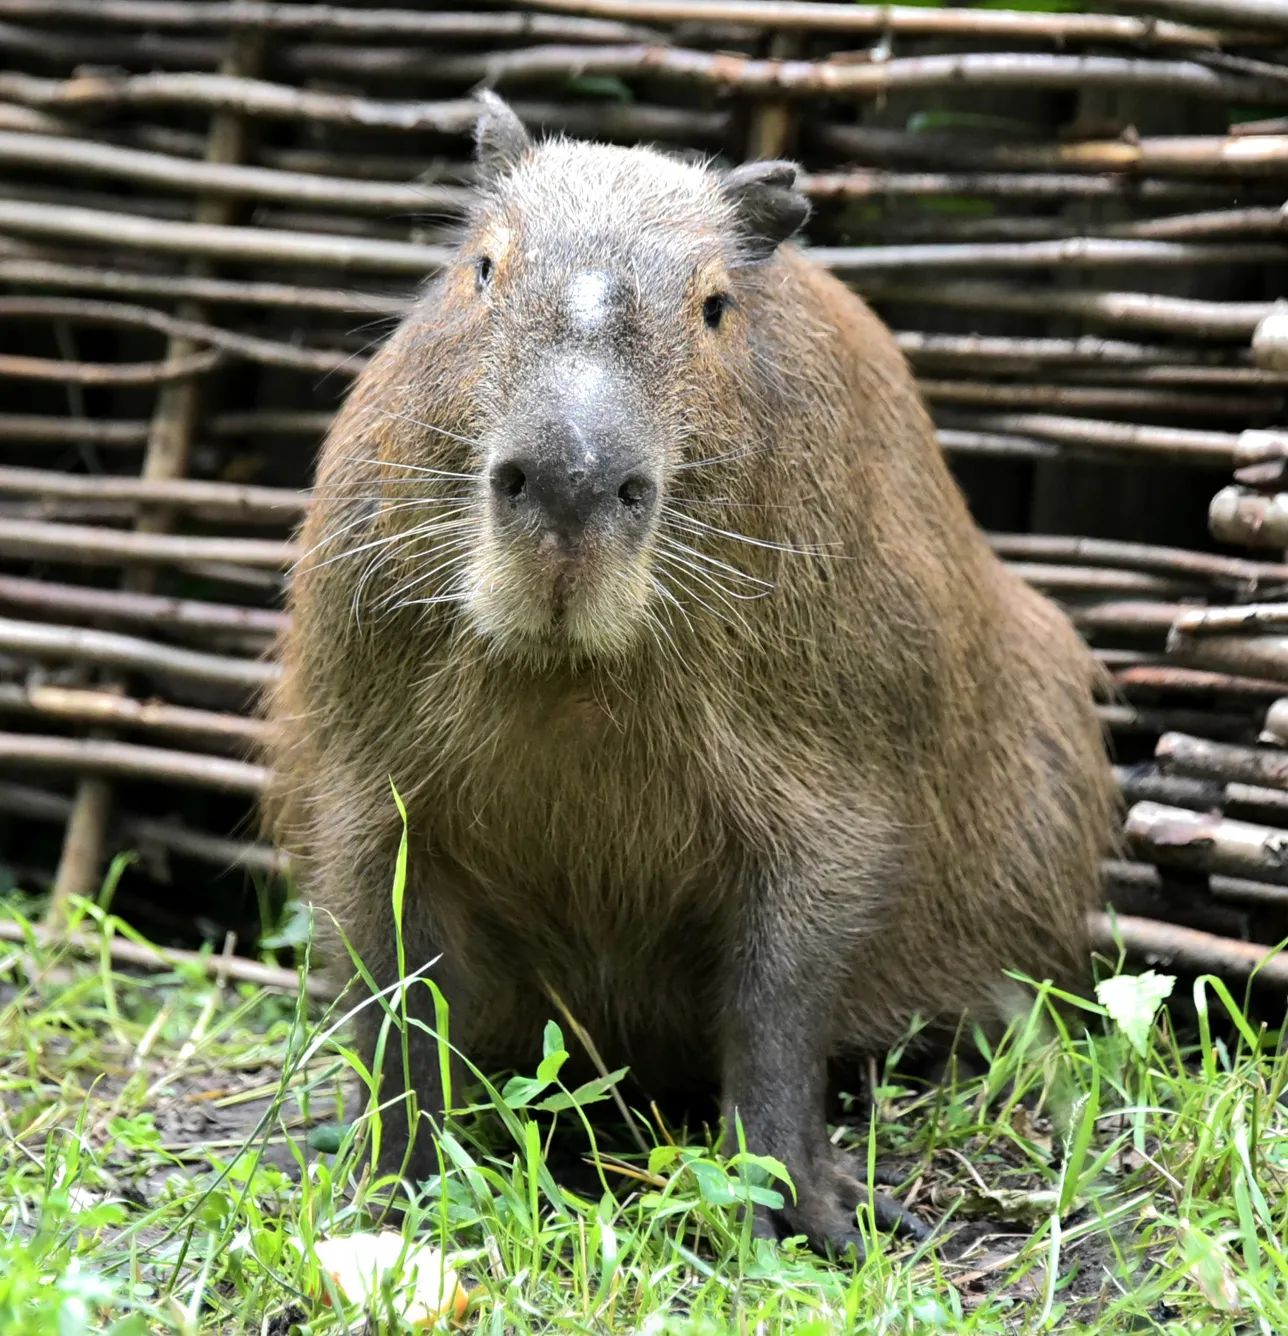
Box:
[266,93,1117,1254]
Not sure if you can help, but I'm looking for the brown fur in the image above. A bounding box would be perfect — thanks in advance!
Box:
[265,107,1118,1253]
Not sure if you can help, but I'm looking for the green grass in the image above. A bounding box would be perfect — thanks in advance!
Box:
[0,876,1285,1336]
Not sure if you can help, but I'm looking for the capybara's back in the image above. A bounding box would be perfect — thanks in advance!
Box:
[266,94,1118,1253]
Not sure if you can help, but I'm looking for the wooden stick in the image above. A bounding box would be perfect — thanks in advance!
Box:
[815,124,1288,176]
[1157,731,1288,792]
[0,258,408,314]
[1129,0,1288,29]
[0,0,1229,45]
[1210,487,1288,549]
[986,534,1288,590]
[936,429,1058,461]
[0,128,469,215]
[861,281,1270,339]
[1068,601,1188,634]
[1117,665,1288,697]
[434,44,1282,102]
[1101,706,1256,743]
[1126,801,1288,886]
[1108,206,1287,241]
[1173,603,1288,635]
[896,331,1207,368]
[0,465,308,519]
[0,732,268,793]
[0,348,220,386]
[948,413,1238,466]
[0,296,355,373]
[1122,767,1288,818]
[0,683,270,747]
[1263,698,1288,744]
[1166,631,1288,685]
[817,238,1288,273]
[0,616,275,689]
[1102,858,1288,909]
[1088,911,1288,988]
[0,574,285,640]
[0,780,286,876]
[0,518,294,568]
[800,170,1240,204]
[0,1,653,42]
[919,380,1276,418]
[0,918,328,997]
[0,414,150,446]
[0,199,448,273]
[1007,563,1204,596]
[0,69,483,132]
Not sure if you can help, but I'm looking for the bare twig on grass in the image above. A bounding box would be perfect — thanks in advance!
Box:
[0,917,330,998]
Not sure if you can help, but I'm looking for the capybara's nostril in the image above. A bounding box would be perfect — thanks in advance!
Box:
[617,473,655,513]
[491,460,528,505]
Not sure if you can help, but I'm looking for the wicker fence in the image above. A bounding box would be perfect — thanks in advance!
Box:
[1,0,1288,983]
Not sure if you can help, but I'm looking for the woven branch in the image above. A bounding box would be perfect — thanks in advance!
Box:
[816,124,1288,175]
[0,574,287,638]
[0,732,268,793]
[0,465,308,519]
[0,348,220,385]
[0,257,407,313]
[986,534,1288,590]
[1117,665,1288,698]
[0,518,294,568]
[0,2,656,42]
[0,780,286,876]
[1126,800,1288,887]
[1174,603,1288,634]
[1157,731,1288,792]
[0,127,469,214]
[0,682,271,746]
[0,616,275,689]
[0,198,449,272]
[858,282,1271,338]
[919,380,1278,418]
[1088,911,1288,987]
[0,296,355,372]
[0,0,1232,44]
[446,45,1284,103]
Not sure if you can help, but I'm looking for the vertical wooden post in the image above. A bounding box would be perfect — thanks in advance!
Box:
[45,30,266,924]
[744,33,803,162]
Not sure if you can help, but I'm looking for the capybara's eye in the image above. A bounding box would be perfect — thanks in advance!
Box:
[476,256,494,289]
[702,293,727,330]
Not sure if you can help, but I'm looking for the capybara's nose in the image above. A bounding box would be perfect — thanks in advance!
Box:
[489,441,657,544]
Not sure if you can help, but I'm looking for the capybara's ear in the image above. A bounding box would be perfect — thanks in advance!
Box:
[720,160,811,262]
[473,91,532,181]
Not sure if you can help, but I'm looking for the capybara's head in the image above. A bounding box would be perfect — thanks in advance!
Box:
[426,93,811,664]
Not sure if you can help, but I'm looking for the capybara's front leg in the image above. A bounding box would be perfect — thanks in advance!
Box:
[718,868,923,1257]
[350,919,461,1193]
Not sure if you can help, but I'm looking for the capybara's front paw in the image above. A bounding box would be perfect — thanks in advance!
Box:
[758,1151,931,1259]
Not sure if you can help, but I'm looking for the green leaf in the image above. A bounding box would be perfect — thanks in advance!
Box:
[536,1022,569,1082]
[744,1185,785,1209]
[687,1160,738,1207]
[1095,971,1175,1058]
[535,1068,629,1113]
[499,1075,550,1108]
[307,1123,347,1154]
[648,1145,683,1176]
[542,1020,564,1059]
[1059,1056,1100,1215]
[564,75,634,102]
